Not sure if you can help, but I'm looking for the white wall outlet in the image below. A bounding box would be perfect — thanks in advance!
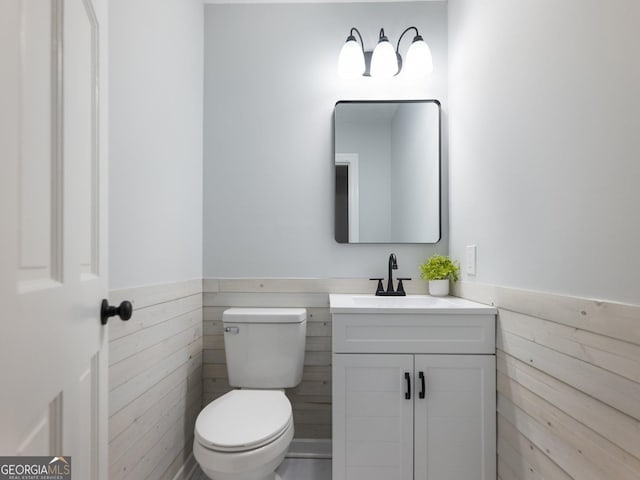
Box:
[466,245,477,276]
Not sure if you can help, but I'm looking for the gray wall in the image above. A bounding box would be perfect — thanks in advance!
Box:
[203,1,448,279]
[109,0,203,290]
[448,0,640,304]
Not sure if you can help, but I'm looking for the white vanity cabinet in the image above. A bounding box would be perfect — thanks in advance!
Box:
[330,295,497,480]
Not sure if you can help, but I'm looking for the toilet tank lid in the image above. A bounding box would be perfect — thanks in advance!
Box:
[222,308,306,323]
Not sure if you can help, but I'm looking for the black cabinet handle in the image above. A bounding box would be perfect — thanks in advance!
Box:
[419,371,426,399]
[101,299,133,325]
[404,372,411,399]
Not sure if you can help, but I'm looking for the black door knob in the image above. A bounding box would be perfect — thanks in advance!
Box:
[101,299,133,325]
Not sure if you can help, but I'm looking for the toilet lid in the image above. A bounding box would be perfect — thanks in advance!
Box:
[195,390,292,452]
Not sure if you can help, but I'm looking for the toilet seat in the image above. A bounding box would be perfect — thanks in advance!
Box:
[195,390,292,453]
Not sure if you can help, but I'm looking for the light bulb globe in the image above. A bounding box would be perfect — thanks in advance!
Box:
[404,38,433,77]
[370,40,398,78]
[338,37,365,79]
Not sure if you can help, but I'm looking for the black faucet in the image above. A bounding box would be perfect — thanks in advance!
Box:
[370,253,411,296]
[387,253,398,293]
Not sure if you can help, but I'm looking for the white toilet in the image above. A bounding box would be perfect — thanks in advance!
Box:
[193,308,307,480]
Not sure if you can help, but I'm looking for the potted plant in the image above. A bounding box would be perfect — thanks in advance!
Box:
[420,255,460,296]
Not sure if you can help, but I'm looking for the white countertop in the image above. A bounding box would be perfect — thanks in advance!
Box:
[329,294,497,315]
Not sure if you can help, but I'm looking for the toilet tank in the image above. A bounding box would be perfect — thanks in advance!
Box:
[222,308,307,388]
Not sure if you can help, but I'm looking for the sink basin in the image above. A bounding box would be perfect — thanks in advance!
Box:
[350,294,453,308]
[329,294,496,314]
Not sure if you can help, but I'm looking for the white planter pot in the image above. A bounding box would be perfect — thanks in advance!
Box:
[428,279,450,297]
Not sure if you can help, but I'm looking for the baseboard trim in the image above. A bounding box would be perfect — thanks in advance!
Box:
[286,438,332,459]
[180,440,331,478]
[172,452,198,480]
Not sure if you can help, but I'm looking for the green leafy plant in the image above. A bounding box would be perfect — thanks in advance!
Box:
[420,255,460,281]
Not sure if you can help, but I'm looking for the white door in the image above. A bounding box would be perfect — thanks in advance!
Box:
[0,0,109,478]
[332,354,414,480]
[414,355,496,480]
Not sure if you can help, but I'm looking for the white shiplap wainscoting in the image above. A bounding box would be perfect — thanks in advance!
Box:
[202,278,428,440]
[108,280,203,480]
[452,282,640,480]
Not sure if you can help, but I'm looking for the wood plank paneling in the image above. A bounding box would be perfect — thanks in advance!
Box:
[109,279,202,309]
[498,414,571,480]
[498,373,640,479]
[496,351,640,459]
[498,329,640,420]
[201,278,426,439]
[455,281,640,344]
[108,281,202,480]
[499,309,640,383]
[454,281,640,480]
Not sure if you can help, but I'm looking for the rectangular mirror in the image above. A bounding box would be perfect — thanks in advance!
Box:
[334,100,441,243]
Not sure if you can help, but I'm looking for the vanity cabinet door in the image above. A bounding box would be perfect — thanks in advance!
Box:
[413,355,496,480]
[332,354,414,480]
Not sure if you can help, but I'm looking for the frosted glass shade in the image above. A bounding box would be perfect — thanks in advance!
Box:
[338,38,365,79]
[370,40,398,78]
[403,39,433,77]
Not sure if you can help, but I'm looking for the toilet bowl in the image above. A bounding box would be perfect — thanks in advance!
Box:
[193,390,294,480]
[193,307,307,480]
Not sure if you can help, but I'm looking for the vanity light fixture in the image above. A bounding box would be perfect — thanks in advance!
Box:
[338,26,433,79]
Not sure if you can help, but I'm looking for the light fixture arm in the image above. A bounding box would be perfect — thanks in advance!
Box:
[350,27,365,55]
[396,26,420,53]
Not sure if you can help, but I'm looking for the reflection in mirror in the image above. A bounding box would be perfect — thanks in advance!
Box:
[334,100,441,243]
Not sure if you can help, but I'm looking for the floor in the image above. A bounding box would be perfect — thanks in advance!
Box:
[191,458,332,480]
